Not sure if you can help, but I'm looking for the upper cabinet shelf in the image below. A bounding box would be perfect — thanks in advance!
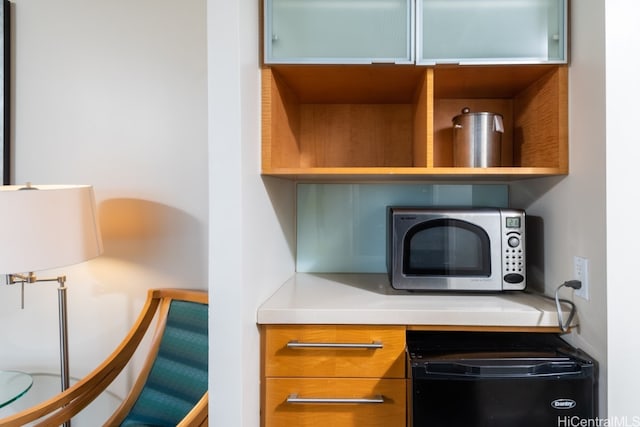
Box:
[261,64,568,180]
[264,0,567,66]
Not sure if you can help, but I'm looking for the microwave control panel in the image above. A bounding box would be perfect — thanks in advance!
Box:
[501,211,526,290]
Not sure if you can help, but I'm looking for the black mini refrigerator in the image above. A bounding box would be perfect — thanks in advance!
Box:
[407,331,597,427]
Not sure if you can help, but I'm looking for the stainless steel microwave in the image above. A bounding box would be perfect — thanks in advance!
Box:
[388,207,526,291]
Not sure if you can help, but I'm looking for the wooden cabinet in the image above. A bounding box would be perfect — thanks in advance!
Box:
[264,378,406,426]
[261,0,569,180]
[261,63,568,179]
[261,325,406,427]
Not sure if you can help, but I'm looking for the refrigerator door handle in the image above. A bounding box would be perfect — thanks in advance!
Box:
[423,360,584,378]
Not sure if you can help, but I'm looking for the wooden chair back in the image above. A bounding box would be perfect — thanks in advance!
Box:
[0,288,208,427]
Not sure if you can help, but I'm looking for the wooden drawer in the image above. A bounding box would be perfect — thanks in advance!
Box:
[264,378,406,427]
[264,325,406,378]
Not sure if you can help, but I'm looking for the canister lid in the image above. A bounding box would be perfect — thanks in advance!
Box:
[452,107,503,122]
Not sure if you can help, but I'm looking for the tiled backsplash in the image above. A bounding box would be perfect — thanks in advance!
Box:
[297,183,509,273]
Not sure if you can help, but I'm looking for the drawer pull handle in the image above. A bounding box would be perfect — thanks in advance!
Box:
[286,394,385,404]
[286,340,383,349]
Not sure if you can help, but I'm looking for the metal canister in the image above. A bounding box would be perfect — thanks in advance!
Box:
[452,107,504,167]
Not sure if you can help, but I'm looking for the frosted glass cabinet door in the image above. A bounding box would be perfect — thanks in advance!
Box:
[265,0,413,64]
[417,0,567,65]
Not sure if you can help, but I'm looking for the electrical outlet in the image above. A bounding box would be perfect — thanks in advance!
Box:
[574,256,589,300]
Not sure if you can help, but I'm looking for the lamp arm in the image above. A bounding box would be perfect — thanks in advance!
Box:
[4,270,71,421]
[7,272,66,285]
[6,273,66,310]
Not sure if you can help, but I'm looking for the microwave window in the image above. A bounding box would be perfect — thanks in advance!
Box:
[403,219,491,276]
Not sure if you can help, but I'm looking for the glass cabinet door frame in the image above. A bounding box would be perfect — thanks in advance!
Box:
[264,0,415,64]
[415,0,568,65]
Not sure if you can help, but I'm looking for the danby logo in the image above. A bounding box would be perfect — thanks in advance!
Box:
[551,399,577,410]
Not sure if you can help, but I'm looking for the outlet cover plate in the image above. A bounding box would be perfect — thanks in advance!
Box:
[574,256,589,300]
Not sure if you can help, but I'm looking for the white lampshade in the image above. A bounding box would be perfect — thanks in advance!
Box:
[0,184,103,274]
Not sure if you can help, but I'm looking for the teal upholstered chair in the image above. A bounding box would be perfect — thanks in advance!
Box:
[0,289,208,427]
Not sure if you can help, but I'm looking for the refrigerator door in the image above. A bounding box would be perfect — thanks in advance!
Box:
[408,332,596,427]
[411,366,594,426]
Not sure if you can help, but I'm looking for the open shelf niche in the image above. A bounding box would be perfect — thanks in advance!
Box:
[261,64,568,180]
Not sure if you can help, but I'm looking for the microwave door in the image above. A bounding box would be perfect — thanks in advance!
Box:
[391,215,502,291]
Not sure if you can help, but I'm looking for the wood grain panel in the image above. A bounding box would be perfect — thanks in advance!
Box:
[270,65,426,104]
[413,69,431,167]
[263,68,303,169]
[264,378,406,427]
[260,167,568,180]
[299,104,413,167]
[261,64,568,177]
[264,325,405,378]
[514,66,568,170]
[434,64,559,98]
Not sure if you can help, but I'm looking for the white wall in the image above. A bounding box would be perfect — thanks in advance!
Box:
[0,0,208,423]
[510,0,608,414]
[207,0,295,425]
[605,0,640,418]
[512,0,640,417]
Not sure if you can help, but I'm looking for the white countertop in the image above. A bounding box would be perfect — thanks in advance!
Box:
[257,273,574,329]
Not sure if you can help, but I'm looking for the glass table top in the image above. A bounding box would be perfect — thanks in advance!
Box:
[0,370,33,408]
